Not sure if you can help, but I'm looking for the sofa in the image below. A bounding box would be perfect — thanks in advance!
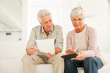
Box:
[0,42,110,73]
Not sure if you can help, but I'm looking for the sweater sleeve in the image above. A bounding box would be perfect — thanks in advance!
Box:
[84,28,98,58]
[66,32,73,49]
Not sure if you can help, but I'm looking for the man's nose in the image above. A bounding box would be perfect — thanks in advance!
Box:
[47,21,51,25]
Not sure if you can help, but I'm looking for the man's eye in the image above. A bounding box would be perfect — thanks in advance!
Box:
[49,20,51,22]
[44,22,48,24]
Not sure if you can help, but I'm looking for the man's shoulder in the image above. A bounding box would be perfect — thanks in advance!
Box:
[54,25,62,29]
[32,25,41,30]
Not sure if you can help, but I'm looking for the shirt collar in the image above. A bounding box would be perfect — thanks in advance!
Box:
[41,25,54,33]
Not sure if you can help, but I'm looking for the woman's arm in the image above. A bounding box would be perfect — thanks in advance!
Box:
[84,28,98,58]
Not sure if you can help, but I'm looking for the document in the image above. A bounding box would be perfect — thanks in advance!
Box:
[36,39,55,53]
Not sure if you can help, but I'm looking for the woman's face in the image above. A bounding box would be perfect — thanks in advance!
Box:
[72,14,85,30]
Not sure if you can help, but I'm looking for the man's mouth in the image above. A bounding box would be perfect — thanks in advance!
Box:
[48,26,52,28]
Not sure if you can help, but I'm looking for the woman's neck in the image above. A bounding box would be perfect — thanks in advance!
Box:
[75,25,85,33]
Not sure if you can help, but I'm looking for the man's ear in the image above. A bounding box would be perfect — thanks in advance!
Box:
[40,23,43,26]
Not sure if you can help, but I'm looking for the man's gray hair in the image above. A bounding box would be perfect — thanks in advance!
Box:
[37,9,51,23]
[70,7,85,20]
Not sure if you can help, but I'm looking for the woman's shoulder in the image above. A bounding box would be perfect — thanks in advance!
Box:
[67,30,75,36]
[86,25,97,37]
[86,25,96,32]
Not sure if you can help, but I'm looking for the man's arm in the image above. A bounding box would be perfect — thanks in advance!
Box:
[55,26,64,54]
[26,28,38,55]
[27,28,36,48]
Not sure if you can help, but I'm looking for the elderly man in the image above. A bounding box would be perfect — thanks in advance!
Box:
[22,9,64,73]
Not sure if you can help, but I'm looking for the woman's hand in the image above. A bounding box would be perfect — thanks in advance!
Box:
[72,51,85,60]
[66,49,77,54]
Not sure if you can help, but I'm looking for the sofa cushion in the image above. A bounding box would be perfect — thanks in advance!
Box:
[36,64,53,73]
[0,59,23,73]
[0,42,26,59]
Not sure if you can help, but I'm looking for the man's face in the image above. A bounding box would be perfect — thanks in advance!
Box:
[72,14,85,30]
[40,15,53,32]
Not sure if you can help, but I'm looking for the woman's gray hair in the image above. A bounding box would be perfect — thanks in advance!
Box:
[70,7,85,20]
[37,9,51,23]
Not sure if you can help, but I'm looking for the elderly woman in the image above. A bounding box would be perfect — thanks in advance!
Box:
[64,7,104,73]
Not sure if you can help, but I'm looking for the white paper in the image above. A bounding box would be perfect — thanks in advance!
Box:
[36,39,55,53]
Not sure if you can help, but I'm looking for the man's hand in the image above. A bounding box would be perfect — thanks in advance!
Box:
[66,49,77,54]
[55,47,61,54]
[46,52,55,58]
[26,45,37,55]
[72,51,85,60]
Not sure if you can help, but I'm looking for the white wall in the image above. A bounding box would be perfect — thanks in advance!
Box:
[0,32,21,41]
[22,0,27,42]
[27,0,110,53]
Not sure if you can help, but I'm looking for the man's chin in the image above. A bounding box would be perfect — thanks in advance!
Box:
[48,27,52,31]
[48,29,52,32]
